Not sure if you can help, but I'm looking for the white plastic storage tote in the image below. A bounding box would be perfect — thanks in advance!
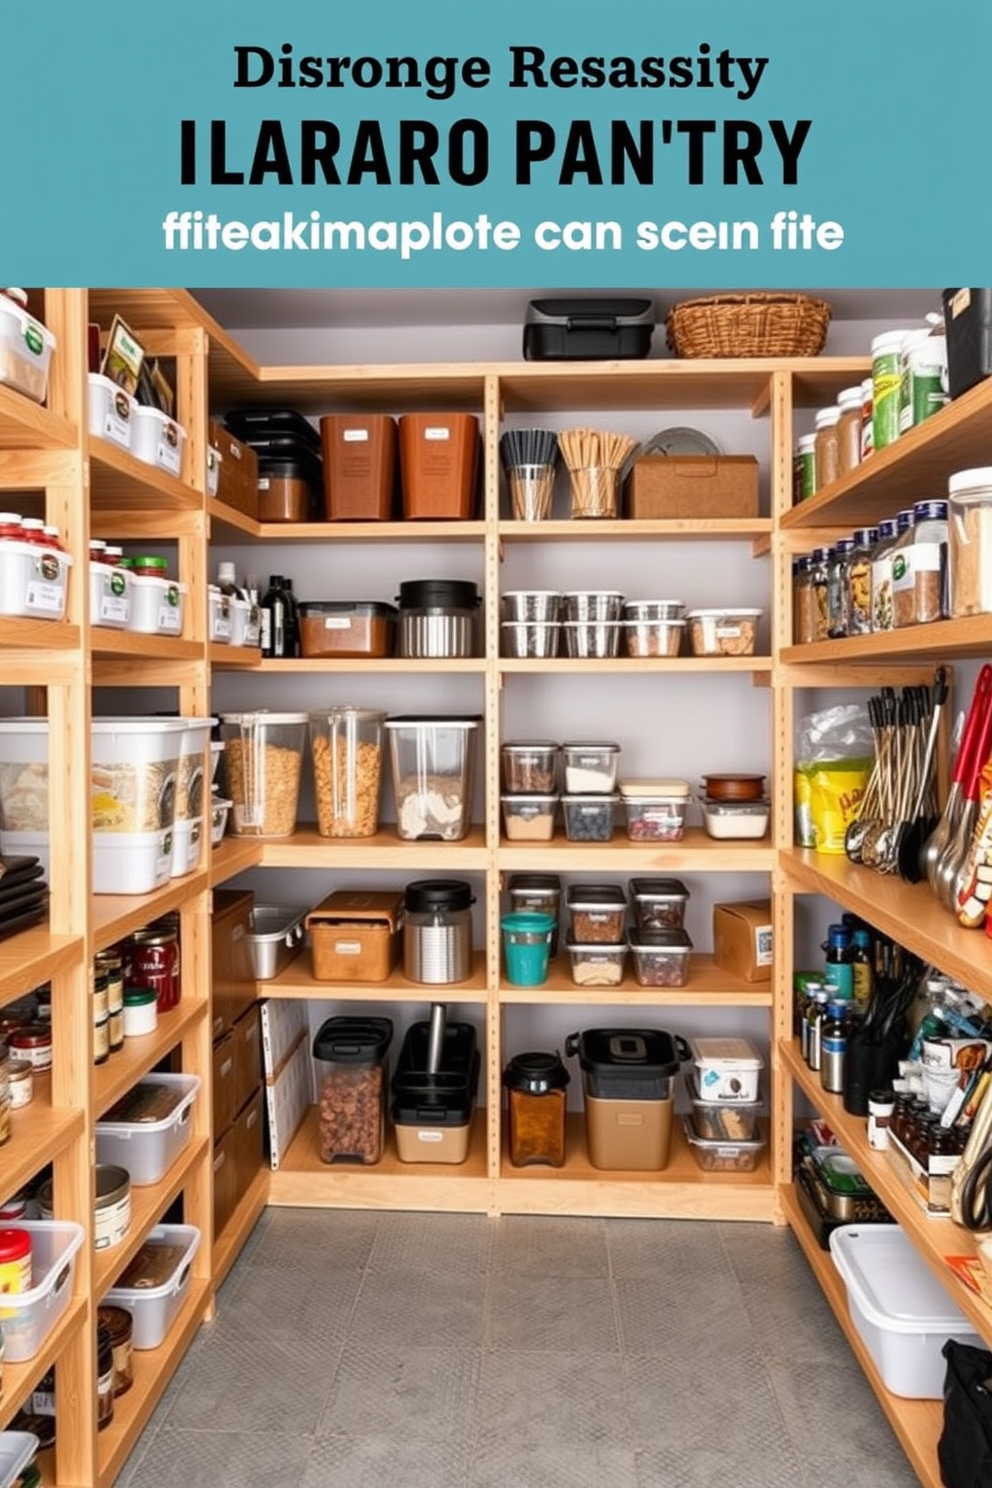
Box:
[0,1221,85,1363]
[102,1223,200,1349]
[95,1073,200,1185]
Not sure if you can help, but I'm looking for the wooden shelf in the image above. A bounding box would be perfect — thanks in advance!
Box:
[0,930,82,1006]
[2,1106,85,1202]
[212,1168,269,1291]
[0,385,77,452]
[781,373,992,532]
[93,1000,207,1120]
[209,835,263,886]
[88,443,202,513]
[259,824,489,870]
[244,656,487,675]
[90,631,202,662]
[209,361,489,413]
[0,617,80,651]
[95,1276,212,1488]
[209,642,260,668]
[498,827,774,873]
[499,655,773,675]
[781,614,992,664]
[209,513,488,543]
[91,871,210,956]
[782,849,992,1002]
[781,1184,944,1488]
[499,518,773,542]
[499,952,771,1006]
[260,948,488,1002]
[93,1136,210,1297]
[496,1113,774,1220]
[0,1296,88,1429]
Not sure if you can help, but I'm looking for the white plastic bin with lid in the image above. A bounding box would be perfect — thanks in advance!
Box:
[0,298,56,404]
[0,1433,40,1487]
[101,1223,200,1349]
[0,1220,85,1362]
[126,573,187,636]
[208,586,231,643]
[829,1225,980,1397]
[169,816,203,877]
[384,716,480,841]
[219,712,308,837]
[948,467,992,618]
[87,372,134,451]
[130,405,186,478]
[89,560,130,628]
[95,1073,200,1185]
[0,540,73,621]
[173,717,215,826]
[690,1036,763,1101]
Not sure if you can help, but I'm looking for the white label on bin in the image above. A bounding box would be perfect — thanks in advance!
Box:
[26,580,64,614]
[103,401,131,447]
[258,478,271,490]
[99,592,128,623]
[425,427,450,440]
[417,1130,444,1143]
[343,429,369,442]
[334,940,362,955]
[715,625,743,639]
[156,433,182,475]
[753,925,774,966]
[158,604,182,632]
[323,616,351,630]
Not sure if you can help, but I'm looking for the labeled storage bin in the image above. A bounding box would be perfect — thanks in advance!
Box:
[686,608,762,657]
[686,1078,761,1142]
[102,1224,200,1350]
[306,890,403,983]
[88,373,133,451]
[298,602,396,659]
[0,541,72,621]
[629,878,690,932]
[566,884,626,944]
[501,794,557,841]
[619,779,690,842]
[89,561,130,629]
[700,797,770,840]
[507,873,562,957]
[0,1220,85,1362]
[312,1015,393,1165]
[560,742,620,794]
[390,1018,480,1164]
[561,794,620,843]
[208,586,231,643]
[399,413,479,519]
[691,1036,763,1102]
[501,742,558,794]
[130,406,186,478]
[169,815,202,877]
[309,706,386,838]
[629,928,693,987]
[564,936,627,987]
[626,454,759,520]
[683,1116,766,1173]
[0,298,56,403]
[247,905,307,980]
[565,1028,684,1171]
[385,716,479,842]
[208,419,259,520]
[320,413,397,520]
[622,616,685,657]
[829,1225,980,1397]
[219,712,308,837]
[125,573,186,636]
[95,1073,200,1185]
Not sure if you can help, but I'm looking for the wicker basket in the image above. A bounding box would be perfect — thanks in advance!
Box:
[666,293,831,359]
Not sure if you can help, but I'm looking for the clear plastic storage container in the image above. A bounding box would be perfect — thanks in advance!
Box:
[686,609,762,657]
[561,794,620,842]
[219,712,308,837]
[385,715,479,842]
[566,884,626,944]
[619,779,690,842]
[501,741,558,793]
[564,936,627,987]
[629,877,690,932]
[629,928,692,987]
[560,742,621,794]
[500,793,558,841]
[95,1074,200,1185]
[312,1015,393,1165]
[309,706,386,838]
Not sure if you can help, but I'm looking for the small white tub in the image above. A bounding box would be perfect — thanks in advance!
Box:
[228,596,256,647]
[89,560,130,628]
[0,540,72,620]
[130,405,186,478]
[208,586,231,643]
[95,1073,201,1186]
[126,572,187,636]
[102,1223,200,1350]
[94,828,174,894]
[87,372,134,451]
[690,1036,763,1102]
[170,816,203,878]
[0,299,57,404]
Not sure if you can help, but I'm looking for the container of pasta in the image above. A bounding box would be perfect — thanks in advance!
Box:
[219,712,308,837]
[309,707,386,838]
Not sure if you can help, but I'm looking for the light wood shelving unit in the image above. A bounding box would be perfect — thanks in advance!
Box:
[5,287,984,1484]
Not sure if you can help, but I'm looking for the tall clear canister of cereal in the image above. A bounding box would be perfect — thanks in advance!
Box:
[309,707,386,838]
[219,711,307,837]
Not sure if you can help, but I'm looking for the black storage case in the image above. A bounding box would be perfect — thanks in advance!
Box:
[564,1028,684,1100]
[390,1020,480,1127]
[523,298,655,361]
[942,288,992,399]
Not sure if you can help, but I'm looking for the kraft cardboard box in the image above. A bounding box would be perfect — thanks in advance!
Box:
[625,454,759,519]
[713,900,774,983]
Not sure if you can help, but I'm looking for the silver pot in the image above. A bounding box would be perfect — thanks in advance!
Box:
[398,606,477,658]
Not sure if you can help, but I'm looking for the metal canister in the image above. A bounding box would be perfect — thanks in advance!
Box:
[395,580,481,658]
[402,880,475,985]
[130,925,181,1012]
[820,1002,848,1095]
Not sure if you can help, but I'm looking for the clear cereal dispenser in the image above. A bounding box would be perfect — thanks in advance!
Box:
[312,1015,393,1165]
[309,706,386,838]
[218,711,307,837]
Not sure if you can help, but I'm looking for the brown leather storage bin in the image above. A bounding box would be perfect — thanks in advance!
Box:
[212,1124,237,1240]
[321,414,398,520]
[212,1028,238,1139]
[232,1004,262,1117]
[625,455,759,519]
[211,889,255,1038]
[399,413,479,519]
[208,420,259,519]
[233,1085,265,1202]
[256,467,316,522]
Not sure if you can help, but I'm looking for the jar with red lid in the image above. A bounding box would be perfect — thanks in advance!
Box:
[130,928,180,1012]
[0,513,23,541]
[19,518,47,546]
[0,1227,32,1297]
[130,555,169,579]
[89,538,108,563]
[9,1024,52,1072]
[103,546,124,566]
[42,526,64,551]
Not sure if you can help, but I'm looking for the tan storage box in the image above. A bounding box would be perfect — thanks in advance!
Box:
[232,1004,262,1118]
[208,420,259,519]
[321,414,398,520]
[306,890,404,983]
[212,1029,238,1138]
[712,900,774,984]
[399,413,479,519]
[394,1116,473,1165]
[584,1093,673,1171]
[626,454,759,519]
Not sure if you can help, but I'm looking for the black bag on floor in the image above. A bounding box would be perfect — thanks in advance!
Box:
[938,1339,992,1488]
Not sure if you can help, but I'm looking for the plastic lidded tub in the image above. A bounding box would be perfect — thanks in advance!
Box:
[560,742,621,794]
[507,872,562,956]
[629,877,690,931]
[622,617,686,658]
[564,936,627,987]
[560,794,620,842]
[683,1115,766,1173]
[691,1036,764,1102]
[619,779,691,842]
[219,712,308,837]
[700,797,770,840]
[501,794,558,841]
[309,706,387,838]
[686,1076,761,1142]
[566,884,626,944]
[501,741,558,793]
[298,602,397,658]
[312,1015,393,1165]
[129,406,186,478]
[385,715,480,842]
[629,928,693,987]
[0,298,57,403]
[686,608,762,657]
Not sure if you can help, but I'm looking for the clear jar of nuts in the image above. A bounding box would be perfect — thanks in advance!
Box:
[312,1016,393,1164]
[309,707,386,838]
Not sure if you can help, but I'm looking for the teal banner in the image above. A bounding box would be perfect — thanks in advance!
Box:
[1,0,989,286]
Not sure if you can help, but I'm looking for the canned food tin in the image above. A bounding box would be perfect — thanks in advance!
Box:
[9,1024,52,1072]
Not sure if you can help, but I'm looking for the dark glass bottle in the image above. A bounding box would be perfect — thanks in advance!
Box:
[851,929,874,1013]
[282,576,301,658]
[823,924,854,1003]
[261,574,288,658]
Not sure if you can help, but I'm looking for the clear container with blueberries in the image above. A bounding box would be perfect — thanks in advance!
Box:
[561,794,620,842]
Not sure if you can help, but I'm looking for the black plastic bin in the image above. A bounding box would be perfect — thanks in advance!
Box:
[390,1019,479,1164]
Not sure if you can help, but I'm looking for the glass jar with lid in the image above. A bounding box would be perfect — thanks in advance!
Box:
[828,539,855,638]
[891,500,949,628]
[793,556,816,644]
[847,527,877,635]
[835,387,864,477]
[793,434,817,502]
[813,407,841,490]
[503,1051,570,1167]
[809,546,832,642]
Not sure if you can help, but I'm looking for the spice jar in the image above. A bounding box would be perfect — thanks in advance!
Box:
[827,539,854,638]
[9,1024,52,1073]
[130,925,180,1012]
[869,519,899,632]
[7,1059,32,1109]
[793,557,816,644]
[948,468,992,617]
[846,527,877,636]
[793,433,817,502]
[403,880,475,986]
[503,1051,570,1168]
[871,329,907,452]
[813,407,841,490]
[835,387,864,477]
[122,987,158,1038]
[891,500,949,628]
[809,546,832,642]
[97,1305,133,1397]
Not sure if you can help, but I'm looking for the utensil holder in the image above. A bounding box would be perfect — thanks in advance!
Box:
[508,464,555,521]
[569,466,619,519]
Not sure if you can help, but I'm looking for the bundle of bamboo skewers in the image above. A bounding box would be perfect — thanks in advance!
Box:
[558,426,638,518]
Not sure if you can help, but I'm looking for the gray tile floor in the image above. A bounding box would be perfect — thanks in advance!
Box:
[116,1211,918,1488]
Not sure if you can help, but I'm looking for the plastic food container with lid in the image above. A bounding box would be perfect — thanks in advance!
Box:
[686,1076,761,1142]
[0,540,73,621]
[561,794,620,843]
[391,1019,480,1164]
[564,936,627,987]
[298,602,397,659]
[622,617,685,658]
[102,1224,201,1349]
[0,298,56,404]
[219,712,308,837]
[95,1073,200,1186]
[0,1220,84,1362]
[306,889,404,983]
[629,928,693,987]
[565,1028,685,1171]
[503,1051,570,1167]
[948,467,992,618]
[500,793,558,841]
[682,1116,766,1173]
[501,911,555,986]
[700,796,770,839]
[312,1015,393,1165]
[396,579,481,657]
[309,706,386,839]
[501,741,559,794]
[385,715,480,841]
[125,573,186,636]
[686,608,762,657]
[566,883,626,944]
[619,778,690,842]
[129,406,186,478]
[89,561,130,629]
[691,1036,763,1102]
[87,374,134,451]
[629,877,690,931]
[561,742,621,794]
[506,873,561,956]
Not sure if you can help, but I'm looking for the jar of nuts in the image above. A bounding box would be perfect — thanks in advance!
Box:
[312,1015,393,1165]
[309,706,387,838]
